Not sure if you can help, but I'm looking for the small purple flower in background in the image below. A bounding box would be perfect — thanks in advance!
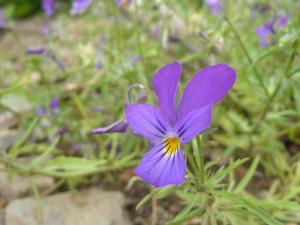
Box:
[205,0,222,15]
[256,15,289,47]
[40,25,51,37]
[130,55,141,64]
[49,97,60,113]
[278,15,289,27]
[26,47,46,55]
[36,107,47,116]
[71,0,93,15]
[42,0,55,17]
[124,61,236,187]
[0,8,5,29]
[57,127,68,137]
[115,0,123,7]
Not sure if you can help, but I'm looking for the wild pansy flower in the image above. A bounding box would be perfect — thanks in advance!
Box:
[125,61,236,187]
[205,0,222,15]
[42,0,55,17]
[256,15,289,47]
[71,0,92,15]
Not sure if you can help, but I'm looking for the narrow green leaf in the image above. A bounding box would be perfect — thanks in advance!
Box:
[234,156,260,193]
[217,192,283,225]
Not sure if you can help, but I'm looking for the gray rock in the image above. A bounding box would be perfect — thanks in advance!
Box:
[0,130,17,152]
[0,94,32,114]
[0,112,18,129]
[0,173,54,200]
[5,188,132,225]
[0,209,5,225]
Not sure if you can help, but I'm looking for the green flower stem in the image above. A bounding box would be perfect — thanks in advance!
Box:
[196,135,205,185]
[225,17,269,98]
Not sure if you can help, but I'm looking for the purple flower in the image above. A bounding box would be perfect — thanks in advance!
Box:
[115,0,122,7]
[26,48,46,55]
[131,55,141,64]
[0,8,5,29]
[71,0,92,15]
[205,0,222,15]
[279,15,289,27]
[57,127,68,137]
[49,97,60,112]
[36,107,47,116]
[125,61,236,187]
[42,0,55,17]
[256,15,289,47]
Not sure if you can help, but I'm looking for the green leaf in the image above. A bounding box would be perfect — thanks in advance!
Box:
[217,192,283,225]
[234,156,260,193]
[292,84,300,118]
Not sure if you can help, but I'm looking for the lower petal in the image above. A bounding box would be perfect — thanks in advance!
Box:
[134,143,186,187]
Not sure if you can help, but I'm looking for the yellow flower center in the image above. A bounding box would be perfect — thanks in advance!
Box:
[164,137,180,155]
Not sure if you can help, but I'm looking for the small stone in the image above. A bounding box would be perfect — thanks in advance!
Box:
[0,209,5,225]
[0,112,18,129]
[0,94,32,114]
[0,130,17,152]
[5,188,131,225]
[0,173,54,200]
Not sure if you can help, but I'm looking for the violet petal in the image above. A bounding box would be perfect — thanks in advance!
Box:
[177,64,236,120]
[152,61,181,124]
[134,143,185,187]
[125,103,170,142]
[175,104,213,144]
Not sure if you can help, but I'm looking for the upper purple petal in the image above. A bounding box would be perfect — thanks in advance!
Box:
[71,0,92,15]
[152,61,182,124]
[125,103,170,142]
[134,143,186,187]
[175,104,212,144]
[177,64,236,120]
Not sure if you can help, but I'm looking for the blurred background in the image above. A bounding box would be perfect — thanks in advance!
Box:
[0,0,299,225]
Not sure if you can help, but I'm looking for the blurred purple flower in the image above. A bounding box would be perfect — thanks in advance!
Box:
[0,8,5,29]
[205,0,222,15]
[57,127,68,137]
[42,0,55,17]
[256,15,288,47]
[71,0,92,15]
[40,25,50,37]
[69,144,82,152]
[256,19,275,38]
[49,97,60,113]
[131,55,141,64]
[115,0,121,7]
[279,15,289,27]
[253,3,270,14]
[36,107,47,116]
[26,48,46,55]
